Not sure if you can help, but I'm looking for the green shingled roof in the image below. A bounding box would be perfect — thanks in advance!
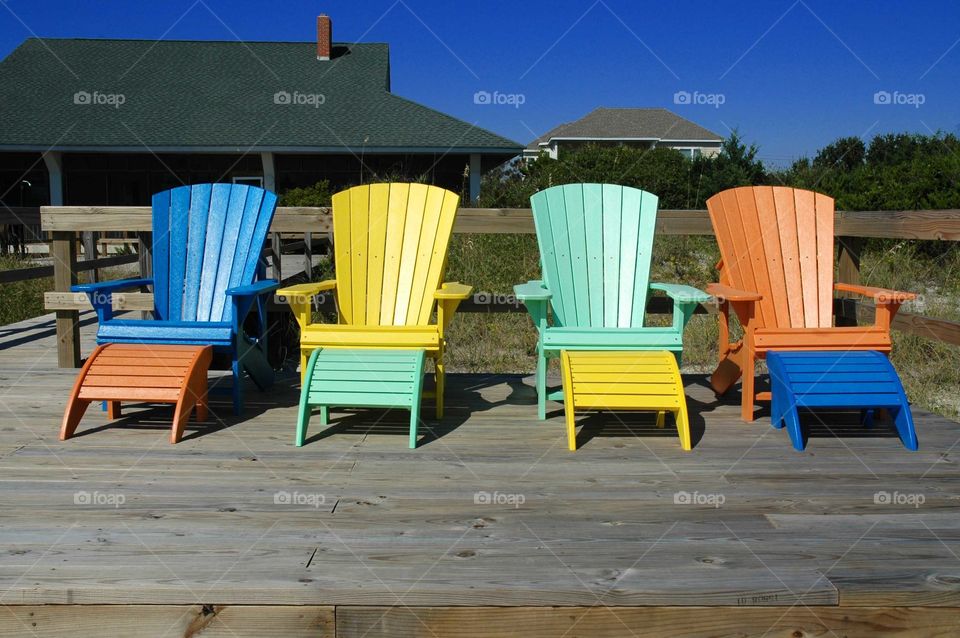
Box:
[0,38,521,153]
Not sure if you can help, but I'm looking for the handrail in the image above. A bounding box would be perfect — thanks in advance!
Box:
[35,205,960,367]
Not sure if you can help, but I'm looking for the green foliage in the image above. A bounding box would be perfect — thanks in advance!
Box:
[813,136,865,172]
[774,131,960,211]
[278,180,333,207]
[480,130,767,210]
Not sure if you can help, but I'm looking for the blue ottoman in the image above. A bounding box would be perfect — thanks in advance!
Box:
[766,351,917,451]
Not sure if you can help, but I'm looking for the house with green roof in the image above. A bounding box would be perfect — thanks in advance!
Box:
[0,15,521,207]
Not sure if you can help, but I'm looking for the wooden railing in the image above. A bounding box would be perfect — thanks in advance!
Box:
[39,206,960,368]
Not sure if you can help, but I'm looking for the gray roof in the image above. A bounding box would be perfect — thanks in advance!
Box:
[0,38,522,154]
[528,107,722,149]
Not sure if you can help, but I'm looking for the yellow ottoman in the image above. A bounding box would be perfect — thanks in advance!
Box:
[560,350,691,451]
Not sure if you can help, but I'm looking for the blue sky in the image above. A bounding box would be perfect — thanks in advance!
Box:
[1,0,958,166]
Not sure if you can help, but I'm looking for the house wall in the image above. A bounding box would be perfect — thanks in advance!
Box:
[0,151,477,206]
[275,153,471,197]
[61,153,263,205]
[0,153,49,206]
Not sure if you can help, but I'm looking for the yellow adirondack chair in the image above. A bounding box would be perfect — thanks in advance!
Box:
[277,183,472,418]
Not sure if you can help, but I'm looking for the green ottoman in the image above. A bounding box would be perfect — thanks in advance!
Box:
[297,347,427,448]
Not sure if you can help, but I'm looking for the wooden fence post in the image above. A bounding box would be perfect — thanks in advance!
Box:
[836,236,863,327]
[81,231,99,283]
[303,231,312,279]
[52,230,80,367]
[137,231,153,319]
[271,232,283,281]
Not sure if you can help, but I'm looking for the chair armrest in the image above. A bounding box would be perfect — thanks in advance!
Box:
[650,282,711,304]
[72,278,153,294]
[706,283,763,302]
[435,282,473,300]
[834,282,916,304]
[276,280,337,299]
[226,280,279,298]
[514,280,552,301]
[435,283,472,336]
[277,280,337,331]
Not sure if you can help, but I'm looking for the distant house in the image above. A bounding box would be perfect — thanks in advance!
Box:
[525,107,722,160]
[0,16,521,207]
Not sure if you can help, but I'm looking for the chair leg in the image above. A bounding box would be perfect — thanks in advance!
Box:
[300,349,309,387]
[656,411,666,428]
[195,372,209,423]
[536,349,547,420]
[107,401,122,419]
[435,358,445,420]
[319,406,329,426]
[231,358,243,416]
[741,354,756,422]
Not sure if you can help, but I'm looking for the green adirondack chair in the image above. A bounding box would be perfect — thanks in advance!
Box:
[515,183,710,419]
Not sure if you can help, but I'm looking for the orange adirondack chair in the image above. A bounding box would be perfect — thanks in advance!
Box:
[705,186,916,421]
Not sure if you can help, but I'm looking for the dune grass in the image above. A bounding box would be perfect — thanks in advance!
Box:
[0,255,52,326]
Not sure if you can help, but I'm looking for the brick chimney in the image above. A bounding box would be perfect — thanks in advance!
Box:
[317,14,331,60]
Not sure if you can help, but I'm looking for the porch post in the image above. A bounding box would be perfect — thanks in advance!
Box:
[261,152,276,192]
[469,153,481,204]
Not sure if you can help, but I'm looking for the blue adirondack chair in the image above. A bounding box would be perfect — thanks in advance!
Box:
[73,183,279,414]
[514,183,710,419]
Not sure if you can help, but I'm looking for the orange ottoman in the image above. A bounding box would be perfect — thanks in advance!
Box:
[61,344,212,444]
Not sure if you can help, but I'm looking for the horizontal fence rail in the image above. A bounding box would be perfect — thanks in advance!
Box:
[37,206,960,367]
[37,206,960,239]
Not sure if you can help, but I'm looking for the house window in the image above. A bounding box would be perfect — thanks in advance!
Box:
[232,176,264,187]
[675,148,702,159]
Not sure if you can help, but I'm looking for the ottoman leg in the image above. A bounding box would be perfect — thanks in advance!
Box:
[675,403,692,452]
[565,405,577,451]
[785,406,805,452]
[61,399,92,441]
[409,401,420,449]
[171,400,192,444]
[892,406,918,451]
[296,401,312,447]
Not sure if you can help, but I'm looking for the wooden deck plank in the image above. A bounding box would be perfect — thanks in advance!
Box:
[0,312,960,618]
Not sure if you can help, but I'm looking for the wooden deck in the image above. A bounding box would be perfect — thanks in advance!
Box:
[1,313,960,636]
